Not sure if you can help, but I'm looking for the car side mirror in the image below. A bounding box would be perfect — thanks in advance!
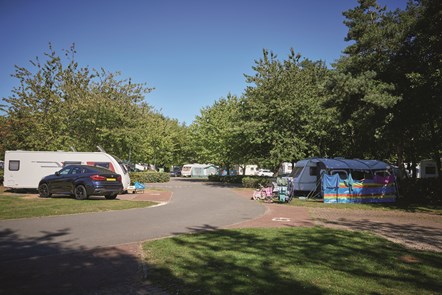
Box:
[55,171,60,176]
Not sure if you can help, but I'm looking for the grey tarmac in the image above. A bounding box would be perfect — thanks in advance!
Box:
[0,178,265,294]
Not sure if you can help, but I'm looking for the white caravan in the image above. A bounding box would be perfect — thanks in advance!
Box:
[416,159,439,178]
[279,162,294,175]
[237,164,258,176]
[181,164,196,177]
[4,150,130,190]
[181,163,218,177]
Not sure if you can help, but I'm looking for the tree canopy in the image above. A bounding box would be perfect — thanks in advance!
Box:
[1,44,186,168]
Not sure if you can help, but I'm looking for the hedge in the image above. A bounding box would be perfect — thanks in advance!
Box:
[129,171,170,184]
[208,175,244,184]
[397,178,442,205]
[242,176,273,188]
[208,175,273,188]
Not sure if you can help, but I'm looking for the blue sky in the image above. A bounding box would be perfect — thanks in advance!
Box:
[0,0,406,125]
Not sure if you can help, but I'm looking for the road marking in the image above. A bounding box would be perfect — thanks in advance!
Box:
[272,217,291,222]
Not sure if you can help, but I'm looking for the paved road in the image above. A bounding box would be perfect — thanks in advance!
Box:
[0,179,264,262]
[0,179,265,294]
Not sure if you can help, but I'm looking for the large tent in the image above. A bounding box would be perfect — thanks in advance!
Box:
[289,158,398,203]
[319,158,397,203]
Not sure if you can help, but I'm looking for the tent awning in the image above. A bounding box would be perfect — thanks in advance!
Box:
[311,158,390,170]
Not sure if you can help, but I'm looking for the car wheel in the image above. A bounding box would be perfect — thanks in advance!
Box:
[105,193,118,200]
[38,183,52,198]
[74,185,88,200]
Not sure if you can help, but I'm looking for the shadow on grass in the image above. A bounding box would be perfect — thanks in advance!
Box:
[316,216,442,252]
[0,228,142,294]
[143,226,442,295]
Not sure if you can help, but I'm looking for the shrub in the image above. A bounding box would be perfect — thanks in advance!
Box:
[397,178,442,204]
[208,175,274,188]
[208,175,244,184]
[242,176,273,188]
[130,171,170,184]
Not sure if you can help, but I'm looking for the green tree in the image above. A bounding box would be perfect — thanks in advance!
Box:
[241,49,336,171]
[338,0,441,174]
[190,94,242,173]
[2,43,154,162]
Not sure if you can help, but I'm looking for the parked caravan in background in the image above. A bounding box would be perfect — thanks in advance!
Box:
[181,164,196,177]
[4,150,130,190]
[288,158,397,203]
[192,164,217,177]
[181,163,218,177]
[237,164,258,176]
[279,162,294,175]
[416,159,439,178]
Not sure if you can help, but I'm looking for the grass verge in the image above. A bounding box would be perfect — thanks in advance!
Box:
[0,194,156,220]
[287,198,442,215]
[143,227,442,295]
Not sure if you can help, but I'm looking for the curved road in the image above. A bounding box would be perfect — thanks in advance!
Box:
[0,178,265,262]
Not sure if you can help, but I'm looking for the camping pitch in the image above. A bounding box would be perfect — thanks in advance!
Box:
[288,158,397,203]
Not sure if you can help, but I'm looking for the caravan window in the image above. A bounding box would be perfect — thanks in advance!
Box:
[330,170,347,180]
[374,170,391,177]
[309,167,318,176]
[94,162,110,169]
[112,155,128,174]
[352,171,372,180]
[119,163,128,174]
[63,161,81,167]
[425,166,436,175]
[9,160,20,171]
[290,167,303,178]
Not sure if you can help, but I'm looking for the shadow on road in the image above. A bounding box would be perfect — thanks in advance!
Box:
[0,228,142,294]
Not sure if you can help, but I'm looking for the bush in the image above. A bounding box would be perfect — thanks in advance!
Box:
[208,175,274,188]
[0,170,3,185]
[242,176,273,188]
[397,178,442,205]
[208,175,244,184]
[129,171,170,184]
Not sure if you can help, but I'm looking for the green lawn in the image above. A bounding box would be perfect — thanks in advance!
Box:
[0,194,156,220]
[143,227,442,295]
[288,198,442,215]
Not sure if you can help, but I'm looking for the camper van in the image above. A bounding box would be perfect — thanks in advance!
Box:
[4,150,130,190]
